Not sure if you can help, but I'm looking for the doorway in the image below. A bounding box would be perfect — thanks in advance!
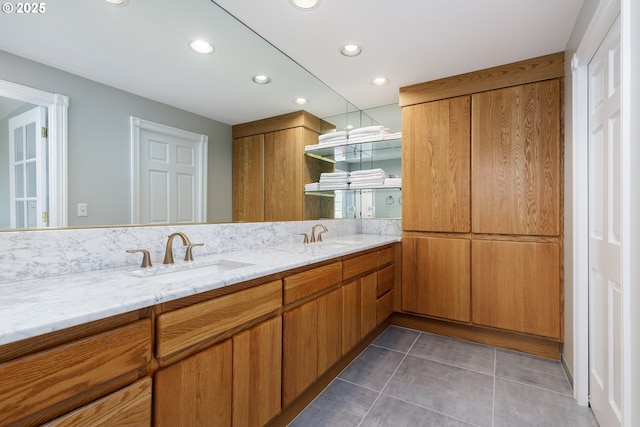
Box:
[130,117,208,224]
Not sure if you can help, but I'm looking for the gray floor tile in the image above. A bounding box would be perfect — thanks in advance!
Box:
[494,378,598,427]
[409,332,496,375]
[338,345,405,391]
[361,394,476,427]
[288,379,378,427]
[382,355,494,427]
[495,348,572,395]
[371,325,420,353]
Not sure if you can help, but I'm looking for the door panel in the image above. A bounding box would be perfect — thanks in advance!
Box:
[588,16,623,427]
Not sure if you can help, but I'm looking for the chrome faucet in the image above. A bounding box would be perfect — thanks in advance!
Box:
[310,224,328,243]
[163,232,196,264]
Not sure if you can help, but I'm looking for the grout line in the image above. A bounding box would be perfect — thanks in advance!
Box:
[492,348,496,427]
[355,330,421,427]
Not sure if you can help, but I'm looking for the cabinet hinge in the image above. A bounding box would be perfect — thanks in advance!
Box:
[42,211,49,224]
[41,127,48,138]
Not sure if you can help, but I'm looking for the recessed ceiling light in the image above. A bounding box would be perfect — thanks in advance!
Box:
[293,97,309,105]
[189,40,214,54]
[290,0,319,10]
[252,75,272,84]
[340,44,362,57]
[101,0,127,5]
[371,77,390,86]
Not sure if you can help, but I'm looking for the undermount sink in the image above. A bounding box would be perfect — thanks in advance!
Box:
[127,258,253,278]
[316,240,363,249]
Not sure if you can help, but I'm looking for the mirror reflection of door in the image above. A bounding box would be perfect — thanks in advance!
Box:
[7,106,48,228]
[130,117,208,225]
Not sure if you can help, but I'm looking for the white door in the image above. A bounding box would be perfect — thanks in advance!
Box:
[130,117,208,224]
[8,106,48,228]
[588,16,622,427]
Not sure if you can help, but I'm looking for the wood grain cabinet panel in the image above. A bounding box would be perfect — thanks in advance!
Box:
[0,320,152,427]
[343,251,378,281]
[402,236,471,322]
[402,96,471,232]
[471,240,561,339]
[283,261,342,304]
[317,288,342,376]
[233,317,282,427]
[233,134,265,222]
[471,80,561,236]
[43,377,152,427]
[282,301,318,407]
[361,273,378,339]
[341,279,362,355]
[153,339,233,427]
[377,264,395,297]
[156,280,281,360]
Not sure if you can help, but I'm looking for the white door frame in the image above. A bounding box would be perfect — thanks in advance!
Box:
[571,0,640,425]
[130,116,208,224]
[0,79,68,227]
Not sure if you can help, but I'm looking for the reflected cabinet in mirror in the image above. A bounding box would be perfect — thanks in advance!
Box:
[0,0,400,230]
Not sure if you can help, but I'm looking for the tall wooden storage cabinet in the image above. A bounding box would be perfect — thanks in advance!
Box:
[399,52,564,354]
[232,110,333,222]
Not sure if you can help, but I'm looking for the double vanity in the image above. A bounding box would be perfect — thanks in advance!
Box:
[0,219,401,426]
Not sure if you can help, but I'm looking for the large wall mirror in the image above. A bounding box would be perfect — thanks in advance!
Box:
[0,0,400,231]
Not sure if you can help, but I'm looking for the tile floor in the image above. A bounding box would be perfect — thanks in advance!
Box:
[289,326,598,427]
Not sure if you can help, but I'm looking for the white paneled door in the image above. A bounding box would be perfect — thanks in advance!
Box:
[130,117,208,225]
[588,16,622,427]
[8,106,48,228]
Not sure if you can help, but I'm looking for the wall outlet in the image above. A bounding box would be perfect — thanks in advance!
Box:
[77,203,88,217]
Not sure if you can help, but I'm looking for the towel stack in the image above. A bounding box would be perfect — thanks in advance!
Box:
[305,182,320,192]
[348,126,391,143]
[318,130,347,145]
[384,176,402,188]
[349,168,388,189]
[319,171,350,190]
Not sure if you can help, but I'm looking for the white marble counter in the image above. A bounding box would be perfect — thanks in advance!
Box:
[0,234,399,346]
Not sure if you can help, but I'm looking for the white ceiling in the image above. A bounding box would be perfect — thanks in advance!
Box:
[0,0,584,126]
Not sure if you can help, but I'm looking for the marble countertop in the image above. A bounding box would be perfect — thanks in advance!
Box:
[0,234,399,346]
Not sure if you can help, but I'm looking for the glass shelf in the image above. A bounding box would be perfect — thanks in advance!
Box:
[304,137,402,164]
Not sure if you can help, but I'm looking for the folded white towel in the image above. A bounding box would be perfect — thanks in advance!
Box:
[305,182,320,191]
[319,183,349,190]
[319,130,347,142]
[350,181,385,189]
[384,178,402,188]
[320,171,349,177]
[383,131,402,140]
[348,125,389,136]
[350,168,388,177]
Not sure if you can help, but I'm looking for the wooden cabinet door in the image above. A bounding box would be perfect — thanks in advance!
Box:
[402,96,471,232]
[233,134,264,222]
[341,279,362,355]
[317,288,341,376]
[233,317,282,427]
[471,240,561,338]
[361,273,378,338]
[471,80,561,236]
[402,236,471,322]
[282,301,318,407]
[265,127,316,221]
[154,339,233,427]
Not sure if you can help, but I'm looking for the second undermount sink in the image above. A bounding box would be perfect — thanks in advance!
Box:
[127,258,254,278]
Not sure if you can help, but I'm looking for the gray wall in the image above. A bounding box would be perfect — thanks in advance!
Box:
[0,50,233,227]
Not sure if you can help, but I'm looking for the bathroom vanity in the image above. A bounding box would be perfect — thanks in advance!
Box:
[0,224,400,427]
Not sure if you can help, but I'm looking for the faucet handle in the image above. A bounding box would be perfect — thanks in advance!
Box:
[317,230,326,242]
[184,243,204,262]
[299,233,309,244]
[127,249,153,268]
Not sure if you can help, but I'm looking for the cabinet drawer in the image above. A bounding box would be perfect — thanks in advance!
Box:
[157,280,282,359]
[377,265,395,298]
[0,320,152,427]
[343,252,378,281]
[377,291,394,325]
[283,262,342,305]
[377,246,394,267]
[43,377,152,427]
